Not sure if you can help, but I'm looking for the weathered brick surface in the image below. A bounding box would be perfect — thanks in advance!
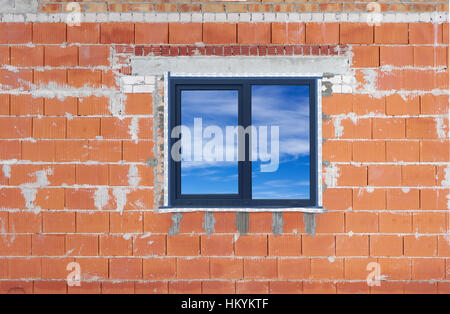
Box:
[0,16,448,294]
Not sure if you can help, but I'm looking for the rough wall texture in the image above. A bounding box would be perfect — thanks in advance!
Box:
[0,1,449,294]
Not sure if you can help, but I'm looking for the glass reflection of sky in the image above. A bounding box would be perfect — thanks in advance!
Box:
[252,85,310,199]
[181,90,239,194]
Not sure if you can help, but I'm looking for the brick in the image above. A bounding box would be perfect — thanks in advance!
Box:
[135,23,168,44]
[79,96,110,115]
[177,257,209,279]
[412,259,445,280]
[0,69,33,90]
[369,235,403,257]
[33,117,66,139]
[10,95,44,115]
[75,164,108,186]
[101,23,134,44]
[0,94,8,115]
[0,188,26,209]
[278,258,310,280]
[306,23,339,44]
[268,235,301,256]
[34,69,67,86]
[336,235,369,256]
[414,46,447,67]
[271,22,305,44]
[79,45,110,67]
[373,118,405,139]
[386,140,419,162]
[110,258,142,280]
[65,235,98,256]
[235,235,267,256]
[44,97,77,116]
[303,281,336,294]
[353,94,385,115]
[135,282,168,294]
[404,281,437,294]
[99,235,132,256]
[0,23,32,44]
[380,46,413,67]
[410,23,442,44]
[68,282,101,294]
[204,23,237,44]
[201,235,234,256]
[375,23,408,44]
[404,235,437,257]
[353,141,385,162]
[67,118,100,139]
[438,236,450,257]
[8,258,41,279]
[421,189,448,210]
[55,140,89,162]
[203,281,235,294]
[345,212,378,233]
[377,258,411,280]
[0,234,30,256]
[33,23,66,44]
[379,212,412,233]
[413,212,446,234]
[386,94,419,116]
[123,141,154,162]
[344,258,377,280]
[32,235,64,256]
[110,212,142,234]
[387,189,419,210]
[236,281,269,294]
[45,46,78,67]
[248,213,272,233]
[402,165,435,186]
[244,258,277,279]
[337,164,367,186]
[34,281,67,294]
[68,23,100,44]
[102,281,134,294]
[169,281,202,294]
[420,140,449,162]
[238,23,271,44]
[421,94,449,115]
[43,212,75,233]
[9,212,41,233]
[76,258,108,280]
[210,258,243,279]
[315,212,345,234]
[101,117,134,140]
[143,258,176,280]
[68,69,102,88]
[378,69,448,92]
[351,46,379,67]
[311,258,344,280]
[340,23,373,44]
[353,188,386,210]
[109,164,153,187]
[337,282,370,294]
[169,23,202,44]
[41,257,74,279]
[167,234,199,256]
[11,46,44,67]
[322,141,352,162]
[133,234,166,256]
[302,235,335,256]
[323,188,352,211]
[124,93,153,115]
[368,165,401,186]
[322,94,352,115]
[0,117,31,139]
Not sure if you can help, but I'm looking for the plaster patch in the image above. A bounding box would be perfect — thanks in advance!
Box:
[324,164,339,188]
[127,164,141,187]
[2,164,10,179]
[112,187,130,215]
[94,186,109,211]
[435,117,447,139]
[168,212,182,236]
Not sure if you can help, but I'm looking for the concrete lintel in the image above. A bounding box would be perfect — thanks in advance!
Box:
[131,56,350,76]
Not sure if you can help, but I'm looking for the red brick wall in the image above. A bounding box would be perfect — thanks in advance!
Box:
[0,19,448,294]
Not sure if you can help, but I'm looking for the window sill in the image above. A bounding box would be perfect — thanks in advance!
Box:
[158,206,326,213]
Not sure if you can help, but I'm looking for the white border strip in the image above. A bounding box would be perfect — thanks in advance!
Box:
[161,72,325,213]
[2,12,448,23]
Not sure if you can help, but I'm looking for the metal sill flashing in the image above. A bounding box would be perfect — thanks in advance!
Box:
[158,206,326,213]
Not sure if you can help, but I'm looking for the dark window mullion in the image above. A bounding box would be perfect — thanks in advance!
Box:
[241,83,252,202]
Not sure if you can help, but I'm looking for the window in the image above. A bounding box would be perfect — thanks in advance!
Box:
[168,76,319,208]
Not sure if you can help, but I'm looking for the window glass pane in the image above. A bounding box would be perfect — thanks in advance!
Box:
[251,85,310,199]
[180,90,239,194]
